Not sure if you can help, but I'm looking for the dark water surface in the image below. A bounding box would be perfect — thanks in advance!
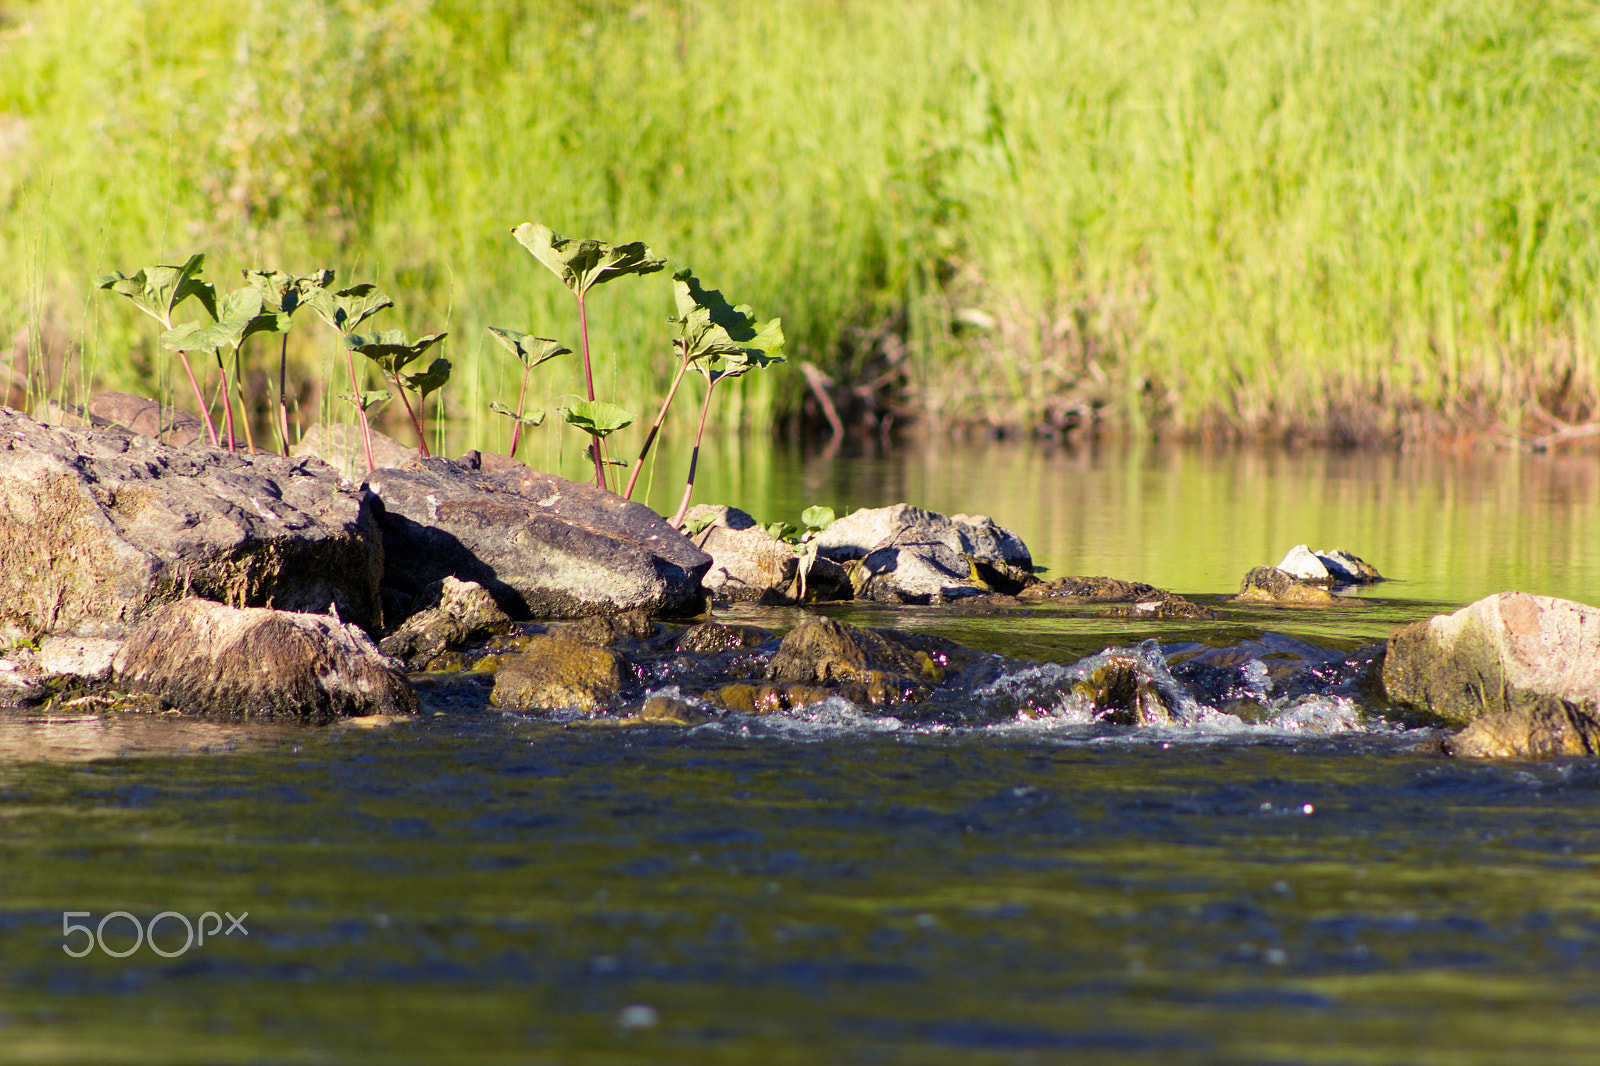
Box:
[3,441,1599,1064]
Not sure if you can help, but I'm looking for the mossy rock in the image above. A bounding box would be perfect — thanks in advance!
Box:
[676,622,775,654]
[1447,698,1600,759]
[1230,566,1339,606]
[489,634,625,712]
[765,616,960,691]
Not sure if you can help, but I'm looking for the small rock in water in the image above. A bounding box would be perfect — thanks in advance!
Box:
[1274,545,1331,582]
[615,1004,659,1033]
[489,634,625,712]
[1231,566,1339,606]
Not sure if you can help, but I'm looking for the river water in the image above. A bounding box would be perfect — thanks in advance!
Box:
[2,440,1598,1064]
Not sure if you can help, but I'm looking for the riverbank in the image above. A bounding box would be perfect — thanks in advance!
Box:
[4,0,1598,445]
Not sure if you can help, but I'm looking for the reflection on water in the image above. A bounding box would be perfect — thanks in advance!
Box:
[0,711,298,764]
[652,436,1600,606]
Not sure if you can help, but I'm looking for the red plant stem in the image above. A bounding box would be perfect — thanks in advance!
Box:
[508,365,531,458]
[575,292,607,487]
[669,379,717,529]
[277,334,291,455]
[176,350,219,447]
[577,292,595,402]
[343,346,376,474]
[623,344,690,501]
[394,377,430,458]
[214,352,236,453]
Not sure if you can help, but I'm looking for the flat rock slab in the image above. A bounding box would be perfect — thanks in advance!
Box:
[111,598,416,721]
[367,458,711,619]
[1384,592,1600,728]
[0,406,383,639]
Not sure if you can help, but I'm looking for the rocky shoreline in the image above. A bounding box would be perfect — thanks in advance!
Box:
[0,401,1595,760]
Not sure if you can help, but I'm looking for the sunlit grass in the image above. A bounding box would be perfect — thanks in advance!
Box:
[1,0,1597,450]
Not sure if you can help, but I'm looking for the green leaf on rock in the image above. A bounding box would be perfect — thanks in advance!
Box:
[684,514,716,536]
[510,223,665,299]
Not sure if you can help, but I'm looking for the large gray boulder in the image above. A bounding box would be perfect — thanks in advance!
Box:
[1384,592,1600,728]
[812,503,1034,603]
[365,458,711,619]
[111,597,416,721]
[0,406,383,639]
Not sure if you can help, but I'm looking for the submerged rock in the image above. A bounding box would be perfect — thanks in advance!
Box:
[1384,592,1600,728]
[676,622,775,654]
[110,598,416,721]
[379,577,514,671]
[1231,566,1340,606]
[367,458,711,619]
[0,406,383,640]
[490,633,626,712]
[814,503,1035,602]
[1019,576,1216,619]
[1447,698,1600,759]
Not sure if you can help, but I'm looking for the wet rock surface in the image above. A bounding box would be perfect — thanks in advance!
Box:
[1385,592,1600,728]
[110,597,417,721]
[1019,576,1216,619]
[367,458,711,619]
[379,577,514,671]
[490,633,627,712]
[1447,698,1600,759]
[0,405,384,640]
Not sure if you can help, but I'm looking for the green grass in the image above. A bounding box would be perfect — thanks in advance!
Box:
[2,0,1598,455]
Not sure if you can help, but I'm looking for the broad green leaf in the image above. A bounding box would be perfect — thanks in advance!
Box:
[801,505,836,532]
[511,223,665,298]
[486,327,572,369]
[339,389,392,413]
[246,268,331,317]
[96,253,214,325]
[346,330,447,378]
[765,520,798,542]
[159,287,283,354]
[559,398,635,438]
[311,283,393,335]
[683,514,716,536]
[488,401,547,428]
[403,357,452,402]
[670,268,785,382]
